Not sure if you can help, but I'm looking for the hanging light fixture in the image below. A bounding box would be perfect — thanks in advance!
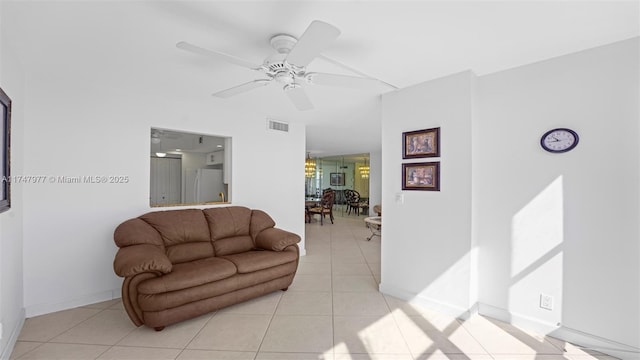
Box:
[305,152,316,178]
[359,158,369,179]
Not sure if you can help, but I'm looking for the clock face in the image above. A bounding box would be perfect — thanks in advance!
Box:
[540,128,579,153]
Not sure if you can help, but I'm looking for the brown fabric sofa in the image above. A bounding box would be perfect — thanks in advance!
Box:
[112,206,300,330]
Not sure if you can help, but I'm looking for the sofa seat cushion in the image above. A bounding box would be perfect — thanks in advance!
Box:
[138,257,237,294]
[137,262,298,312]
[222,250,298,273]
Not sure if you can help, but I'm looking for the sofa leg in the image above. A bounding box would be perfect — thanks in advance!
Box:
[154,326,165,332]
[281,287,289,291]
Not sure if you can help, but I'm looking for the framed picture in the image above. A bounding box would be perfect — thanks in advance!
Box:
[402,162,440,191]
[330,172,345,186]
[0,87,11,213]
[402,127,440,159]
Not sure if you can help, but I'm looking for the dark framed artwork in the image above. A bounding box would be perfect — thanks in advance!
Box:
[330,172,345,186]
[402,127,440,159]
[0,87,11,213]
[402,162,440,191]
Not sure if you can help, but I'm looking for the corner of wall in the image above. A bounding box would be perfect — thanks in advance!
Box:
[0,308,24,360]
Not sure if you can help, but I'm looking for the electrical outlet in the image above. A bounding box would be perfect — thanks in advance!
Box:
[540,294,554,310]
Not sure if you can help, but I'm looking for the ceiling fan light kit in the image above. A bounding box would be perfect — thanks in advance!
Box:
[177,20,386,111]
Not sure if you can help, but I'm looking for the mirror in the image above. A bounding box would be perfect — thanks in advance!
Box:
[150,128,231,207]
[305,153,369,213]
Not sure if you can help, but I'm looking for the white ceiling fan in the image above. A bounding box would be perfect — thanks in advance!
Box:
[176,20,385,111]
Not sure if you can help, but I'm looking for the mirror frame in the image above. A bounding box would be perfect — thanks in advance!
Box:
[0,86,11,213]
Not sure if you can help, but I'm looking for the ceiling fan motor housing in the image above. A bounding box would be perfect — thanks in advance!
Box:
[270,34,297,54]
[264,52,301,84]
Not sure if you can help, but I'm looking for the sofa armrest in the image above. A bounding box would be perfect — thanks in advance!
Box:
[255,228,301,251]
[113,244,172,277]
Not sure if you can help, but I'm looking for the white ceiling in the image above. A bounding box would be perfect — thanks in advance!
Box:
[6,1,639,157]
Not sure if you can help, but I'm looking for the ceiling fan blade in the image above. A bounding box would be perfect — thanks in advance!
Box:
[176,41,262,70]
[318,55,398,89]
[213,79,271,98]
[286,20,340,68]
[284,84,314,111]
[306,72,383,88]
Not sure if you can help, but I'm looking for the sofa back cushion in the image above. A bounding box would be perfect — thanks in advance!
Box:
[204,206,254,255]
[212,235,254,256]
[250,210,276,240]
[140,209,214,263]
[114,218,164,248]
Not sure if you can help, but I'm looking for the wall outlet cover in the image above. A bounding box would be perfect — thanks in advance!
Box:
[540,294,554,311]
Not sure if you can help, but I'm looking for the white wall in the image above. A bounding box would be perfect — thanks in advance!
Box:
[0,0,306,320]
[476,38,639,350]
[18,85,305,316]
[0,2,25,356]
[381,38,639,357]
[380,71,476,315]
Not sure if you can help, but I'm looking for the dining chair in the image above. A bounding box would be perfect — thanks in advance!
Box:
[307,189,335,225]
[346,190,362,215]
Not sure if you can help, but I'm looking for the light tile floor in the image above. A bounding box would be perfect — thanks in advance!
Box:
[11,212,619,360]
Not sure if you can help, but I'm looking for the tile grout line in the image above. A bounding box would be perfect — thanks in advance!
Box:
[45,306,130,346]
[12,341,45,360]
[329,219,336,359]
[253,281,286,359]
[454,317,496,360]
[38,307,107,345]
[101,309,141,354]
[179,310,218,354]
[381,294,418,360]
[16,303,160,359]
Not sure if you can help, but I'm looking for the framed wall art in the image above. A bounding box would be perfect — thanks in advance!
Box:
[402,162,440,191]
[0,86,11,213]
[330,172,345,186]
[402,127,440,159]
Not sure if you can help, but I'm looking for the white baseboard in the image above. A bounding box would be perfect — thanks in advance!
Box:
[552,325,640,360]
[478,303,640,360]
[25,289,120,318]
[478,303,560,335]
[0,308,25,360]
[379,282,473,320]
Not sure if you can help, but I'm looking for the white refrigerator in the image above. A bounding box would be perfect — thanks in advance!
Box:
[185,168,225,203]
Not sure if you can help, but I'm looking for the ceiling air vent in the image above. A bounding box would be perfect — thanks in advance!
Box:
[267,119,289,132]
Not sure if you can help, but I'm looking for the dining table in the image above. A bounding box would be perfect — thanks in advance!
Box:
[305,198,321,223]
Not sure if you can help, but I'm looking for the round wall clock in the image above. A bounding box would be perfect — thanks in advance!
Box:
[540,128,579,153]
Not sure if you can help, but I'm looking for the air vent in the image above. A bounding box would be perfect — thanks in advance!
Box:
[267,119,289,132]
